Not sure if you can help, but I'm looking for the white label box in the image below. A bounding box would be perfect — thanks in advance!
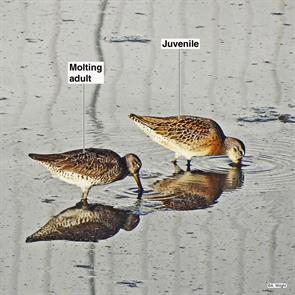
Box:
[68,61,104,84]
[161,38,200,50]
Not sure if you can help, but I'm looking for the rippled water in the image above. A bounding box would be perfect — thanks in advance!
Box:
[1,1,295,295]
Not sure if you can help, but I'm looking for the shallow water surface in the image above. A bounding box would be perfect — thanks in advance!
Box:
[1,1,295,295]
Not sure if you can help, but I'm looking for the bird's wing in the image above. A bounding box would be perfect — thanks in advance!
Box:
[29,149,122,178]
[130,115,225,144]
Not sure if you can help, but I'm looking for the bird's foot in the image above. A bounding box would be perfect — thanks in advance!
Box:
[76,198,89,208]
[81,198,89,208]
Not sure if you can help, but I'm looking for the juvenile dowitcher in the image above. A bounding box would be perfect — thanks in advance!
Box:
[29,148,143,199]
[129,114,245,166]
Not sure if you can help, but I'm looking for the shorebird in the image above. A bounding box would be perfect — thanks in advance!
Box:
[29,148,143,199]
[129,114,245,167]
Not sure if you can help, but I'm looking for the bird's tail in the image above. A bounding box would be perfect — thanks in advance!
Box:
[28,153,64,162]
[129,113,165,129]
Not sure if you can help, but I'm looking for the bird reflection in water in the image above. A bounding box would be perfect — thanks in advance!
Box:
[148,164,244,210]
[26,200,140,243]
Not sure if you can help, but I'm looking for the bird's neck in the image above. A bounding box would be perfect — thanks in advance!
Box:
[222,137,233,154]
[121,157,130,177]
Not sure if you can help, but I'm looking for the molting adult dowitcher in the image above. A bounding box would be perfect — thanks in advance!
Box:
[29,148,143,199]
[129,114,245,166]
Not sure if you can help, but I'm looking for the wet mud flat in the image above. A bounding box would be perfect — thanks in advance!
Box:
[1,1,295,295]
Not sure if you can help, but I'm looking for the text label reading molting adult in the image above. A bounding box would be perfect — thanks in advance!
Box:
[161,38,200,50]
[68,62,104,84]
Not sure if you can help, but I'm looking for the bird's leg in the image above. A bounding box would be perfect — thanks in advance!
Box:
[186,159,191,171]
[171,153,180,165]
[173,162,183,174]
[81,187,90,200]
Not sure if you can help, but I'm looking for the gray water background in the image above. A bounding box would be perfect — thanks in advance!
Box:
[1,1,295,294]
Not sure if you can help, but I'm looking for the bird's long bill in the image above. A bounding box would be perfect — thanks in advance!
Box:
[132,172,143,198]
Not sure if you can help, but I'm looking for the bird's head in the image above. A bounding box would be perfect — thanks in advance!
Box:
[124,154,143,197]
[224,137,246,165]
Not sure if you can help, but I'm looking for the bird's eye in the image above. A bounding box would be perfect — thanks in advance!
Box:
[233,147,237,152]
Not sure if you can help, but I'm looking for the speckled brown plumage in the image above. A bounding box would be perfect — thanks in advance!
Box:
[30,149,127,183]
[129,114,245,165]
[29,148,143,199]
